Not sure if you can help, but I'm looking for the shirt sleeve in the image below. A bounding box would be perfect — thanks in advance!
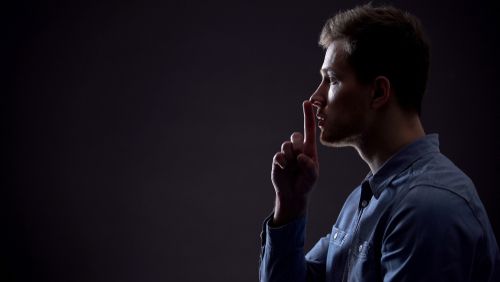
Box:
[259,211,328,282]
[381,185,487,282]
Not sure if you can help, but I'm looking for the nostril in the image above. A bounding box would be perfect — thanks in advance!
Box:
[311,101,323,110]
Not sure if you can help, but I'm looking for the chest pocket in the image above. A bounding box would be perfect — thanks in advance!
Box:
[330,226,348,247]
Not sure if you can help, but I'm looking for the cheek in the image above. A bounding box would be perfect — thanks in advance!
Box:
[325,84,367,123]
[327,85,337,103]
[326,85,353,113]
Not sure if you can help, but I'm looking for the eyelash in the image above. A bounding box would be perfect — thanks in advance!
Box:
[326,77,338,85]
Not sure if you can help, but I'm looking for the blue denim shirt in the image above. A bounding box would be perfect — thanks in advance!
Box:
[259,134,499,281]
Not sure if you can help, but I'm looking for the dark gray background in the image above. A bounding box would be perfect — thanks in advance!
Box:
[4,0,499,281]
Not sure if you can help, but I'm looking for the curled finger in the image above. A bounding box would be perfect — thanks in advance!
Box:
[273,152,287,170]
[281,141,294,162]
[290,132,304,154]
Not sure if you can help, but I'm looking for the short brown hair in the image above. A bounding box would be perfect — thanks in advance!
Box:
[319,4,430,115]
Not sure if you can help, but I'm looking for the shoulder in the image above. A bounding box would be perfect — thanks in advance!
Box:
[396,184,473,220]
[408,152,475,192]
[386,149,483,232]
[392,151,482,217]
[382,185,479,250]
[385,182,484,246]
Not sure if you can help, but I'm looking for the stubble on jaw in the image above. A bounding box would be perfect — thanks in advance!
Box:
[319,128,363,149]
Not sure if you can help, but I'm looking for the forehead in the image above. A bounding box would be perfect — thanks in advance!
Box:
[321,40,350,74]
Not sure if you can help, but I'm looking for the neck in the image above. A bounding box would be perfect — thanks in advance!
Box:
[355,111,426,174]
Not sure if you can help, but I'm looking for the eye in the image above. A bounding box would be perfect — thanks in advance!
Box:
[328,77,338,85]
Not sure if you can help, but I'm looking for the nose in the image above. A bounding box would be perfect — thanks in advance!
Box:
[309,83,326,111]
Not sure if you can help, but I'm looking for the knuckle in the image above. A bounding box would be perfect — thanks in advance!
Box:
[273,152,286,163]
[275,155,286,167]
[281,141,292,151]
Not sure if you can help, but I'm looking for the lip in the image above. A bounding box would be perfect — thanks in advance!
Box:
[316,114,326,127]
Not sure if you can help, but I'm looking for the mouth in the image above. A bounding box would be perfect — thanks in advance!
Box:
[316,115,326,127]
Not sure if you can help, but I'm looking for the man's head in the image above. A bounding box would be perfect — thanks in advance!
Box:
[310,4,430,147]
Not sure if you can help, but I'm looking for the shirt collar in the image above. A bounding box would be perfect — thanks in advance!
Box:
[362,133,440,198]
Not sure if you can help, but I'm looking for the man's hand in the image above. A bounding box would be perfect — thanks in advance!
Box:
[270,100,319,226]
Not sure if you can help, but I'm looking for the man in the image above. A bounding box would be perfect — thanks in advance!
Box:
[259,4,499,282]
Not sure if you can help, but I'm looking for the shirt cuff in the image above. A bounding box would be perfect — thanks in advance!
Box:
[263,212,307,251]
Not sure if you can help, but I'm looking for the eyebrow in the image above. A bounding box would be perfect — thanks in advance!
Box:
[320,68,338,77]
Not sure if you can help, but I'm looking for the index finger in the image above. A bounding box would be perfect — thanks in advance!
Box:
[302,100,317,161]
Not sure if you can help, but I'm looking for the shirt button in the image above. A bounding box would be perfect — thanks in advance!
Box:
[359,244,363,252]
[333,232,338,240]
[361,200,368,208]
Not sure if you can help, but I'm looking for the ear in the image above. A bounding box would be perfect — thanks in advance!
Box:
[370,76,391,110]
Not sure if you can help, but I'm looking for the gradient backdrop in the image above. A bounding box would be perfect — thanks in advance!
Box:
[5,0,499,281]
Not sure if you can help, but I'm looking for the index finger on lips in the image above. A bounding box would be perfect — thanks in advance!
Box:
[302,100,317,161]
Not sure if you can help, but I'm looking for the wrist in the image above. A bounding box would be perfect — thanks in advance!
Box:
[272,194,308,227]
